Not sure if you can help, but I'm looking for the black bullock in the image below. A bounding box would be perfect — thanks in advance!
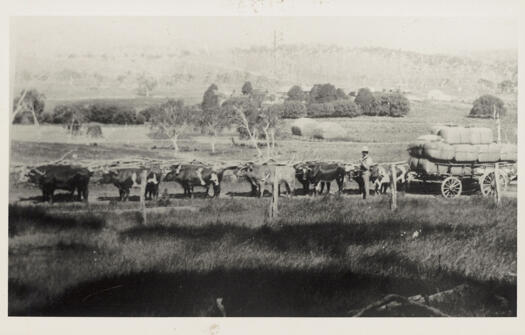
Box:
[27,164,92,203]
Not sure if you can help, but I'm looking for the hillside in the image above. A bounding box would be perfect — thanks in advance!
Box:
[13,45,517,103]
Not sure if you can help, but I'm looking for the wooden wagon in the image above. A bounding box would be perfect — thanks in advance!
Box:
[407,161,517,198]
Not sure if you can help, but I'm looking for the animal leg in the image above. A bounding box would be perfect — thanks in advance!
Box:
[82,187,89,203]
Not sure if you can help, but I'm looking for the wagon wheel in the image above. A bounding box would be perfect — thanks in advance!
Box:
[479,171,507,197]
[441,176,462,198]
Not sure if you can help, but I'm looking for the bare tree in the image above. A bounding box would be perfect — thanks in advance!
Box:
[136,73,158,97]
[12,89,46,126]
[258,104,283,159]
[149,99,193,153]
[197,106,230,153]
[229,104,263,157]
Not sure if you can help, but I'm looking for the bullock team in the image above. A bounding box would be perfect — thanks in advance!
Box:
[21,147,409,203]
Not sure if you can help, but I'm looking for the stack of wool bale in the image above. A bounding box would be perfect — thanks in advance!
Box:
[408,126,517,176]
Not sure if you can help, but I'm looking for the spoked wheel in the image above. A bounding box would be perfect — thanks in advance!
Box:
[480,171,508,197]
[441,176,462,198]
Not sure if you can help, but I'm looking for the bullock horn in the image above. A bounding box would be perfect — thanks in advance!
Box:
[33,168,45,176]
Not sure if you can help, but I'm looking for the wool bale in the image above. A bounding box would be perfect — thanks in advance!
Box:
[439,143,456,161]
[437,164,449,174]
[500,143,517,162]
[467,127,493,144]
[467,128,482,145]
[439,127,462,144]
[418,158,438,175]
[454,144,478,162]
[423,142,442,160]
[478,128,493,144]
[422,142,455,161]
[408,157,419,171]
[459,128,472,144]
[430,125,443,135]
[450,166,472,175]
[478,143,500,163]
[417,134,442,142]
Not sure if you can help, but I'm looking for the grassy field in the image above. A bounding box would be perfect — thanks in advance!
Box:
[8,196,516,316]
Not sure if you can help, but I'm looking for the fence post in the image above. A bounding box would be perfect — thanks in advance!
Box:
[494,163,501,205]
[390,164,397,211]
[269,166,279,221]
[140,169,148,224]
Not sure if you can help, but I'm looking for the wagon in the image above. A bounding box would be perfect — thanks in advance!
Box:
[406,161,517,199]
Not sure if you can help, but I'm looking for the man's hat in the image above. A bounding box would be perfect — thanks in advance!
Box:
[361,146,369,152]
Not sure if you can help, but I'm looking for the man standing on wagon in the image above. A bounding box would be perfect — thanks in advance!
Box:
[360,146,373,199]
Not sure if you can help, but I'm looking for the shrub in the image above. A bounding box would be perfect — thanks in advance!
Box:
[291,126,302,136]
[287,85,305,101]
[332,100,360,117]
[307,103,335,118]
[283,101,307,118]
[309,84,338,103]
[469,94,506,118]
[112,109,137,124]
[356,90,410,117]
[50,101,143,125]
[355,88,376,115]
[386,92,410,117]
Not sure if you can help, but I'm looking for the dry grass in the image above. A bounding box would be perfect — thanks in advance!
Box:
[8,196,516,316]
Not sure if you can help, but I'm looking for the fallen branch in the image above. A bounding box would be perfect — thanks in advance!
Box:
[351,294,450,317]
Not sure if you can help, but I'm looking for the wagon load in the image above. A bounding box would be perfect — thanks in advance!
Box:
[408,157,473,176]
[438,126,493,145]
[407,127,516,163]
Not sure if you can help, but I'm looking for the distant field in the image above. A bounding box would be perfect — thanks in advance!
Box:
[10,97,517,168]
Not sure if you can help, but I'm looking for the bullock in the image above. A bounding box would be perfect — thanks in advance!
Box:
[295,162,345,196]
[373,164,409,194]
[26,164,92,203]
[344,163,383,196]
[236,163,295,198]
[101,169,161,201]
[164,164,221,198]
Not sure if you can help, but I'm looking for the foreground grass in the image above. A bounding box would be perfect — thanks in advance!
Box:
[8,196,516,316]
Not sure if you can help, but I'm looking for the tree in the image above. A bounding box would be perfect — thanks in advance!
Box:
[287,85,305,101]
[196,105,230,153]
[307,103,335,118]
[385,92,410,117]
[12,89,46,125]
[498,80,516,94]
[335,88,348,100]
[309,83,338,103]
[149,99,193,153]
[355,88,376,115]
[257,104,283,158]
[241,81,253,95]
[51,103,86,135]
[282,101,307,118]
[222,96,263,157]
[469,94,506,118]
[202,84,219,111]
[332,100,360,117]
[136,74,158,97]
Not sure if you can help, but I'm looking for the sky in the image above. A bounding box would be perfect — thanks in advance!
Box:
[11,16,518,56]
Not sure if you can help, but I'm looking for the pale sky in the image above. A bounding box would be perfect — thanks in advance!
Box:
[11,16,518,56]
